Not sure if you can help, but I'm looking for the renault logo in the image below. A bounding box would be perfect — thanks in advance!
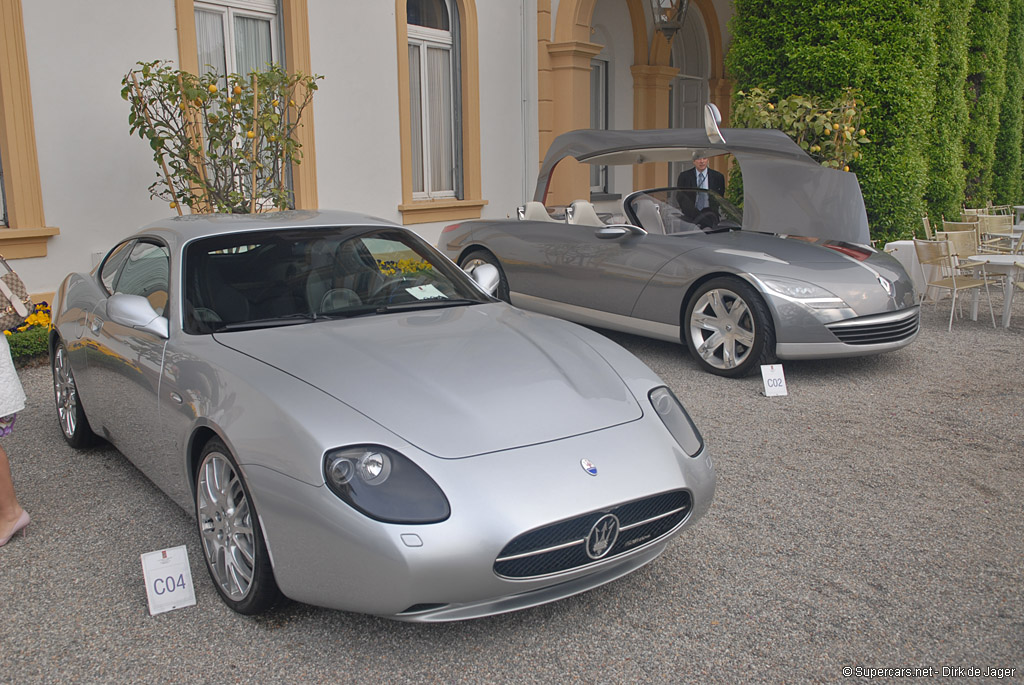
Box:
[585,514,620,559]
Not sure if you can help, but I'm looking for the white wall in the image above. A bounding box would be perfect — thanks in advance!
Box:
[18,1,181,295]
[15,0,532,293]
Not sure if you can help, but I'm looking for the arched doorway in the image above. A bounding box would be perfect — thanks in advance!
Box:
[668,8,710,184]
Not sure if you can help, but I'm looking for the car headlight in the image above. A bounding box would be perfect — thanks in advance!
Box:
[755,275,849,309]
[649,387,703,457]
[323,445,450,524]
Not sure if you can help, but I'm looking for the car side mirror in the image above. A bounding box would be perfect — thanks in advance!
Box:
[107,293,169,339]
[595,224,647,240]
[467,263,500,296]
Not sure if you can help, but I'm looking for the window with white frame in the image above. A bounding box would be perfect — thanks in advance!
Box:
[408,0,462,200]
[195,0,279,82]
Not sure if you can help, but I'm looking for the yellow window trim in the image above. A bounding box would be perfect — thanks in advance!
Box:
[398,198,488,225]
[395,0,484,225]
[0,0,59,258]
[175,0,318,210]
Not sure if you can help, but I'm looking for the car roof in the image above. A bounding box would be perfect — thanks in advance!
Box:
[534,128,870,245]
[135,209,400,247]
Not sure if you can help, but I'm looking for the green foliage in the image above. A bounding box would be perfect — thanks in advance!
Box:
[992,0,1024,203]
[731,87,871,170]
[964,0,1010,203]
[727,0,938,242]
[122,60,323,214]
[925,0,972,222]
[6,327,48,363]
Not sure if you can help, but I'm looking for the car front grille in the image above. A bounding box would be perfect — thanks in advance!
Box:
[827,309,919,345]
[494,490,691,579]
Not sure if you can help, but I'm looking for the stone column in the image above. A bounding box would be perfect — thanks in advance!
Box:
[545,39,603,206]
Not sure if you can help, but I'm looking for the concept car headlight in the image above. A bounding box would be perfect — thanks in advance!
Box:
[755,275,849,310]
[324,445,450,523]
[649,387,704,457]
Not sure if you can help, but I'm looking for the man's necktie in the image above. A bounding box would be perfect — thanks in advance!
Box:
[697,172,707,210]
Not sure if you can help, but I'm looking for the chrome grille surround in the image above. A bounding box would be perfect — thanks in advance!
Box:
[494,490,692,579]
[826,308,919,345]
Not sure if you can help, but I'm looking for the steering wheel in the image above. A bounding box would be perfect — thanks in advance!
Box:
[694,209,720,230]
[370,274,432,304]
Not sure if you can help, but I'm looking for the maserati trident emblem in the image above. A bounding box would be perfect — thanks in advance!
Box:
[585,514,620,559]
[877,275,893,296]
[580,458,598,476]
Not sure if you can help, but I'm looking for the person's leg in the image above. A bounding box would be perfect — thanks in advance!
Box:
[0,443,27,540]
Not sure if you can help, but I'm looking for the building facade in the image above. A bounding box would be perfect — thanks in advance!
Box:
[0,0,732,298]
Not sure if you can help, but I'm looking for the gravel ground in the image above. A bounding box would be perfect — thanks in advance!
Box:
[1,299,1022,684]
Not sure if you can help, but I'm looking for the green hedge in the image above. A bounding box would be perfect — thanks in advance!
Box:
[727,0,937,243]
[925,0,971,223]
[992,0,1024,204]
[964,0,1010,204]
[6,327,48,364]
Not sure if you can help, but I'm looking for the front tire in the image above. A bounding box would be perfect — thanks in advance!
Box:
[195,439,281,614]
[684,277,776,377]
[459,249,510,302]
[51,339,97,448]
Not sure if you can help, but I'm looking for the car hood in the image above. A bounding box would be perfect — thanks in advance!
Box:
[213,303,642,458]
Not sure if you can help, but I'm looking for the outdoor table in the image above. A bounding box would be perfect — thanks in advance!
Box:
[964,254,1021,328]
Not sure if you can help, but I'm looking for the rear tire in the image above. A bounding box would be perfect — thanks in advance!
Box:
[51,339,98,448]
[459,250,510,302]
[684,277,776,377]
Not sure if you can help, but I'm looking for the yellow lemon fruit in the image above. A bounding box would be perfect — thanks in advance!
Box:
[226,97,234,104]
[833,123,840,130]
[859,129,866,136]
[246,130,255,139]
[208,84,218,94]
[272,99,279,107]
[843,165,850,172]
[233,85,242,96]
[169,202,177,208]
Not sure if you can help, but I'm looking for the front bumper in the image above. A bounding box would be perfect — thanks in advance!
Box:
[243,415,715,621]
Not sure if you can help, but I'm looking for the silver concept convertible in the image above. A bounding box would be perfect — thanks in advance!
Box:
[438,127,919,377]
[49,210,715,622]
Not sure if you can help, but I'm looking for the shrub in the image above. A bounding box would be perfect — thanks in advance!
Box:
[925,0,971,222]
[4,301,51,363]
[963,0,1010,204]
[727,0,938,242]
[992,0,1024,204]
[122,61,322,214]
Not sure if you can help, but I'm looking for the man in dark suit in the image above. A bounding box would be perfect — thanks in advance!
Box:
[676,151,725,196]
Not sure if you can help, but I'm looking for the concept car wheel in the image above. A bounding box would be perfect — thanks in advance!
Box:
[460,250,510,302]
[684,277,776,377]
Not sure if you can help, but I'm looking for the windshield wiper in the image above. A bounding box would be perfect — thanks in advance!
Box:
[213,312,332,332]
[374,298,481,314]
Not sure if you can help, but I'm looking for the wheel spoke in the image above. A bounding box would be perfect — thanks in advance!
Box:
[196,451,258,602]
[688,286,763,372]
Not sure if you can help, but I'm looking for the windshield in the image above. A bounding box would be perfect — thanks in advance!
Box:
[624,187,743,235]
[184,226,488,333]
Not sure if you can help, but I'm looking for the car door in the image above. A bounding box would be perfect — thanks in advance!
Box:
[86,239,172,483]
[508,222,684,317]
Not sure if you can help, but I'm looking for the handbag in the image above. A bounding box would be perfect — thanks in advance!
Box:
[0,255,33,332]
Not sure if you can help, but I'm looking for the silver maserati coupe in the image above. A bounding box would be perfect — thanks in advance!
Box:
[437,125,919,377]
[49,210,715,621]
